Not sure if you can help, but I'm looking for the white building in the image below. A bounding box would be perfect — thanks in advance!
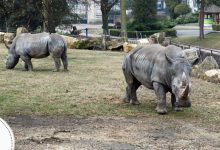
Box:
[87,1,102,23]
[182,0,198,13]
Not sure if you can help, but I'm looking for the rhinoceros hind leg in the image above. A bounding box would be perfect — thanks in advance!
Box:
[153,82,167,114]
[53,57,61,72]
[61,52,68,71]
[123,70,141,105]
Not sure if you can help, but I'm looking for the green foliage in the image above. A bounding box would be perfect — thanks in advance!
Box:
[43,0,70,33]
[164,29,177,37]
[127,19,176,31]
[175,13,198,24]
[174,4,191,16]
[132,0,157,23]
[0,0,69,32]
[165,0,181,19]
[109,28,177,38]
[212,24,220,31]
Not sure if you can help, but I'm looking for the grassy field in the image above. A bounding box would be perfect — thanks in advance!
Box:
[173,32,220,49]
[0,44,219,124]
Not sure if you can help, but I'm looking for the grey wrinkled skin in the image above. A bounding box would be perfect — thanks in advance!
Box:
[5,33,68,72]
[122,44,193,114]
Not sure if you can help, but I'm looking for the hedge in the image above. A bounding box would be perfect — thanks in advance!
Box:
[109,29,177,38]
[212,24,220,31]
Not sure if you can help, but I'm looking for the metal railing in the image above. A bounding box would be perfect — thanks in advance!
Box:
[171,41,220,67]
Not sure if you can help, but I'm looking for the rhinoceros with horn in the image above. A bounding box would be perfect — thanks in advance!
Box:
[122,44,197,114]
[5,32,68,71]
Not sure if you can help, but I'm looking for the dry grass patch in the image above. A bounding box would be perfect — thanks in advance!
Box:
[0,44,219,125]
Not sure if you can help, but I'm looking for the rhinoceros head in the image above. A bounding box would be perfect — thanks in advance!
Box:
[166,55,192,107]
[5,54,19,69]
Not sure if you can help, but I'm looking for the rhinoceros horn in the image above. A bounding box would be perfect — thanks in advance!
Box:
[181,72,189,98]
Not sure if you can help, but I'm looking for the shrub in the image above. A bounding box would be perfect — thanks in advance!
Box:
[212,24,220,31]
[127,19,176,31]
[175,13,198,24]
[164,29,177,37]
[109,28,177,38]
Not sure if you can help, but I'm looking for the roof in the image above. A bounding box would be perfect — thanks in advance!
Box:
[205,5,220,13]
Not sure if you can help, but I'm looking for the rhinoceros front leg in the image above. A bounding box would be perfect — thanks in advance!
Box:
[153,82,167,114]
[22,62,28,71]
[123,70,141,105]
[171,94,182,112]
[53,57,61,72]
[20,56,33,71]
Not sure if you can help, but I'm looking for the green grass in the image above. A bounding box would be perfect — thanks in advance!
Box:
[0,44,219,125]
[172,32,220,49]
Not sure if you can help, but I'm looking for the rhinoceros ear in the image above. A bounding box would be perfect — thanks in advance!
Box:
[165,53,175,64]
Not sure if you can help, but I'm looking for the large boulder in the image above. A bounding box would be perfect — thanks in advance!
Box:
[205,69,220,78]
[4,33,15,48]
[137,38,150,45]
[16,27,28,36]
[152,32,165,43]
[123,42,137,53]
[61,35,79,49]
[198,56,219,71]
[0,32,5,43]
[182,48,199,65]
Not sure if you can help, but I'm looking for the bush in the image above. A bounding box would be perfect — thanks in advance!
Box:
[164,29,177,37]
[109,28,177,38]
[212,24,220,31]
[127,19,176,31]
[175,13,198,24]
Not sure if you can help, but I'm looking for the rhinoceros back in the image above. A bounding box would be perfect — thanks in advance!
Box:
[15,33,50,58]
[123,44,183,89]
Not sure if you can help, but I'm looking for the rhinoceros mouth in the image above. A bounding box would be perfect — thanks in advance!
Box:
[177,99,191,107]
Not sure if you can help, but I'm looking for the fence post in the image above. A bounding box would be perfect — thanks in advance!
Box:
[85,28,88,38]
[136,31,138,41]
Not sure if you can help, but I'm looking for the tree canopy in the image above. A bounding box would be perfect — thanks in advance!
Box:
[132,0,157,23]
[0,0,69,32]
[165,0,181,19]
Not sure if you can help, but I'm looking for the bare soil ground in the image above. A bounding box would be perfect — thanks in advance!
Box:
[0,44,219,150]
[5,115,220,150]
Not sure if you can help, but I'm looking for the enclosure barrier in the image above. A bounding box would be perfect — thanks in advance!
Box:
[171,41,220,67]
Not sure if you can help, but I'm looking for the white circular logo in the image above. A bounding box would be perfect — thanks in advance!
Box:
[0,118,15,150]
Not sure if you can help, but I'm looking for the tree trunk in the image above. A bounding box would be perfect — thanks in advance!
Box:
[199,0,205,40]
[120,0,127,42]
[42,0,49,32]
[101,11,109,50]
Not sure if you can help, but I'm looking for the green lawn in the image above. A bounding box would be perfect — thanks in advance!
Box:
[0,44,219,125]
[172,32,220,49]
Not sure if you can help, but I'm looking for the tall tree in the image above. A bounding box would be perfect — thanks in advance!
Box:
[132,0,157,23]
[90,0,119,49]
[100,0,119,35]
[197,0,220,39]
[121,0,127,41]
[165,0,181,19]
[199,0,205,39]
[0,0,14,31]
[42,0,69,33]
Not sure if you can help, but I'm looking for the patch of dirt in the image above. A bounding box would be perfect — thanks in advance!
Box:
[4,115,220,150]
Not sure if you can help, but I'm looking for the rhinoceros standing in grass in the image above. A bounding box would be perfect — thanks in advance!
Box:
[5,32,68,71]
[122,44,196,114]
